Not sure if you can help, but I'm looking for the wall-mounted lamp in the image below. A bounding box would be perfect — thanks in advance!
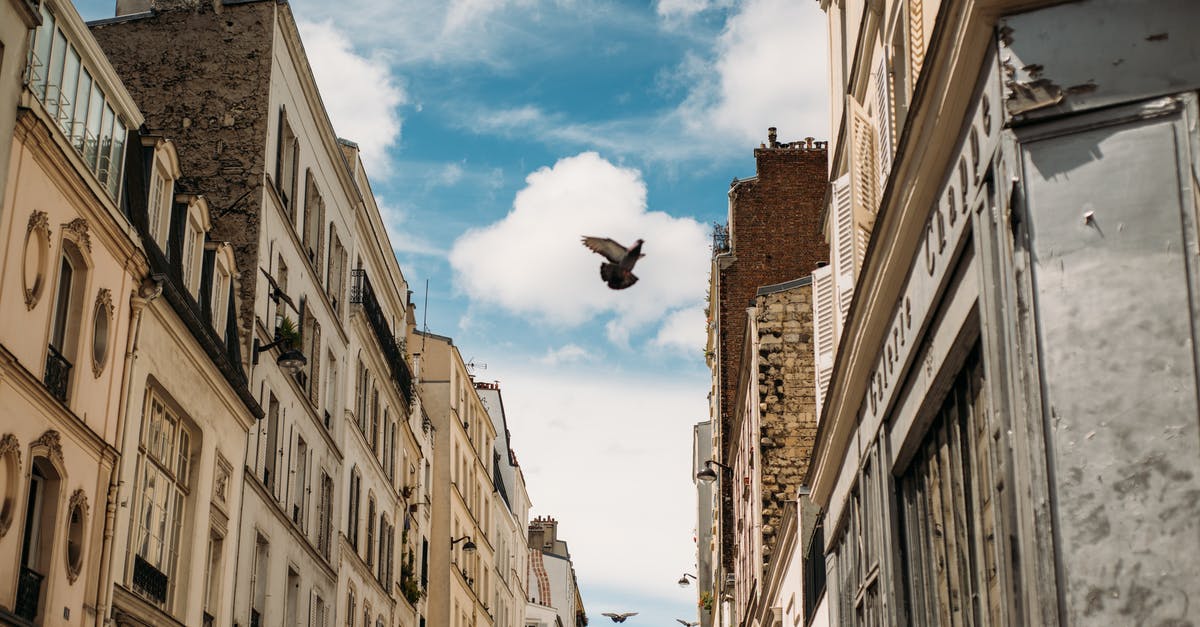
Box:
[451,535,477,553]
[696,459,732,483]
[253,337,307,374]
[677,573,697,587]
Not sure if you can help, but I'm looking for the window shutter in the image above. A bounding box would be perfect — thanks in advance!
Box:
[812,265,837,412]
[830,174,855,323]
[873,56,894,197]
[849,96,877,224]
[309,320,321,406]
[909,0,926,81]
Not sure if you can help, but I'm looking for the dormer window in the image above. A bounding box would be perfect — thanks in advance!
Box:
[144,139,181,250]
[177,195,211,298]
[209,244,235,340]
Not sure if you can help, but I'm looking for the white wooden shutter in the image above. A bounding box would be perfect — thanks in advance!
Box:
[873,56,893,196]
[812,265,837,413]
[830,174,855,323]
[849,96,877,223]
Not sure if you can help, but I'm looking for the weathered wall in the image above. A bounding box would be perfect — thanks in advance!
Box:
[89,0,275,343]
[754,282,816,564]
[716,136,827,569]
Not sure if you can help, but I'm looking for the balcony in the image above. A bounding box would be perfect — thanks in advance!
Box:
[15,566,43,621]
[132,554,169,606]
[350,269,414,406]
[44,345,72,402]
[711,221,730,255]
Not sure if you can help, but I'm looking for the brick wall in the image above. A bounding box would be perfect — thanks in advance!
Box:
[713,135,826,569]
[90,1,276,342]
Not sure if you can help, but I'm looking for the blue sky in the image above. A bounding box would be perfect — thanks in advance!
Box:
[75,0,829,623]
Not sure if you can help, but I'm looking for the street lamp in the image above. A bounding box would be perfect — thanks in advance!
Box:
[696,459,732,483]
[678,573,697,587]
[451,535,477,552]
[253,337,308,374]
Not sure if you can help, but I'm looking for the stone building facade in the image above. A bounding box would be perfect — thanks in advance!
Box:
[702,133,827,626]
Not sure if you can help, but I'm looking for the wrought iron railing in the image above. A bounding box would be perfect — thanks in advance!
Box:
[44,344,72,402]
[132,554,169,605]
[203,611,215,627]
[250,608,262,627]
[711,221,730,254]
[15,566,43,620]
[350,269,414,406]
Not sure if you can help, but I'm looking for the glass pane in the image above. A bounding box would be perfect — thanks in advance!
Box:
[107,119,126,201]
[72,68,92,152]
[31,7,55,101]
[51,257,73,350]
[177,430,190,484]
[98,105,114,184]
[46,30,66,119]
[59,46,79,137]
[85,83,104,169]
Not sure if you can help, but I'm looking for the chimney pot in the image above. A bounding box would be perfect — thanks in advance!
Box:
[767,127,778,147]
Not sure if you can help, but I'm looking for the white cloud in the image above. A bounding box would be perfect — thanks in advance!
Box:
[677,0,830,145]
[488,361,707,600]
[656,0,732,19]
[375,196,444,257]
[538,344,592,366]
[449,152,709,343]
[297,20,407,175]
[652,307,707,354]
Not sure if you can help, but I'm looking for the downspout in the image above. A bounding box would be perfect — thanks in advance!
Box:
[94,283,157,626]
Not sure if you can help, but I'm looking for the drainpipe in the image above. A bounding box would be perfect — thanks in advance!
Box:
[94,276,159,626]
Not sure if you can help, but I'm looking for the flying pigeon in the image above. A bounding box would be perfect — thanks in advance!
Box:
[676,621,700,626]
[260,267,296,310]
[601,612,638,623]
[582,236,644,290]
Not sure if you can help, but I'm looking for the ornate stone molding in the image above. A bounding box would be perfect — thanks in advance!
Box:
[0,433,20,537]
[24,211,51,310]
[63,217,91,254]
[32,429,63,467]
[65,489,88,584]
[92,288,115,378]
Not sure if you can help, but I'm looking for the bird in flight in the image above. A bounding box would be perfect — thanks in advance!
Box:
[676,621,700,626]
[581,236,644,290]
[601,612,639,622]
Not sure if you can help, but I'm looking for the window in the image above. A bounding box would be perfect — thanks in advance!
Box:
[211,247,232,339]
[302,170,324,270]
[263,393,280,492]
[324,353,337,430]
[346,588,356,627]
[317,473,333,559]
[147,164,174,247]
[26,4,127,200]
[203,531,224,622]
[302,313,321,405]
[131,390,196,610]
[355,358,368,431]
[275,108,299,218]
[292,437,307,528]
[45,238,87,402]
[370,390,380,455]
[15,458,61,622]
[181,216,200,294]
[348,469,361,549]
[285,568,299,627]
[366,497,376,566]
[250,535,268,625]
[327,227,346,315]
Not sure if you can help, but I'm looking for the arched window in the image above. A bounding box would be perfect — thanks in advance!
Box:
[45,234,90,403]
[14,455,62,622]
[345,587,355,627]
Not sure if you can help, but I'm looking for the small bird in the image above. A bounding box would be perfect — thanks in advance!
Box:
[582,236,644,290]
[676,621,700,626]
[601,612,638,623]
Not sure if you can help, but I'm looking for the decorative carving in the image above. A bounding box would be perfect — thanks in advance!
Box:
[24,211,51,310]
[65,489,88,584]
[0,433,20,537]
[62,217,91,254]
[91,289,114,378]
[32,429,63,467]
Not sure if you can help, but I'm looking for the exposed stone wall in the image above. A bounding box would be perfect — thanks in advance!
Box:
[714,135,827,569]
[90,0,275,345]
[755,283,816,564]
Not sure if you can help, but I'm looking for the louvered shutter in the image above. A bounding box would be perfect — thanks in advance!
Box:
[309,320,321,405]
[812,265,837,413]
[850,97,877,223]
[873,56,894,196]
[830,174,855,323]
[909,0,926,81]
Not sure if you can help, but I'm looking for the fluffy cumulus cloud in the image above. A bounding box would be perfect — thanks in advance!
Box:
[297,20,407,174]
[652,307,707,354]
[677,0,830,145]
[656,0,733,19]
[449,152,709,344]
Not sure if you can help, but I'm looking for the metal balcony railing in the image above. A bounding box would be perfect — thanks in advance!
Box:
[44,345,72,402]
[711,222,730,254]
[132,554,169,606]
[350,269,414,406]
[15,566,43,621]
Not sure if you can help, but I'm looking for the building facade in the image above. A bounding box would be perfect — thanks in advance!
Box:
[807,0,1200,625]
[702,134,827,627]
[414,330,498,627]
[0,1,148,623]
[526,517,585,627]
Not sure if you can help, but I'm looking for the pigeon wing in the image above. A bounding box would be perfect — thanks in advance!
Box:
[582,236,628,263]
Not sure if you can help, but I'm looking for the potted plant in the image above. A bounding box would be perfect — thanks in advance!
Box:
[275,315,302,349]
[700,591,714,612]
